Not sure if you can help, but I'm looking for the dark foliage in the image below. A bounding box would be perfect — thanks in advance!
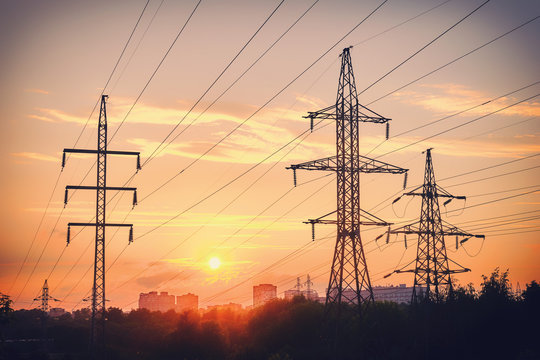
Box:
[1,270,539,360]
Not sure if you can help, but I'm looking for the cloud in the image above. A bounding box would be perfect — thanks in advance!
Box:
[11,152,58,162]
[28,97,336,166]
[25,88,49,95]
[393,83,540,118]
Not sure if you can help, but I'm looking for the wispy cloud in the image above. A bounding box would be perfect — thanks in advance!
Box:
[11,152,58,162]
[25,88,49,95]
[393,83,540,117]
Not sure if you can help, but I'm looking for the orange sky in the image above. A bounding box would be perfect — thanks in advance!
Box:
[1,0,539,310]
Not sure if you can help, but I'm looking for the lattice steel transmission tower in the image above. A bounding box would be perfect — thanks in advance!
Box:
[63,95,140,356]
[34,279,58,313]
[287,47,407,318]
[384,148,484,302]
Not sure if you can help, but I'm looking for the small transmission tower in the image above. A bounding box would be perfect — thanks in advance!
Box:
[34,279,58,313]
[384,149,485,302]
[305,274,313,300]
[295,277,303,293]
[287,47,407,319]
[63,95,140,356]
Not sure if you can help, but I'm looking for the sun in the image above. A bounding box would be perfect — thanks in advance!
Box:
[209,257,221,270]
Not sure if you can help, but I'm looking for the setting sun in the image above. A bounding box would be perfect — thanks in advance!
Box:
[209,257,221,270]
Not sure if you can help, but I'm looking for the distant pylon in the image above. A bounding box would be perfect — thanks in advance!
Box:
[305,274,313,300]
[287,47,408,320]
[383,149,485,302]
[34,279,58,313]
[295,277,302,292]
[63,95,140,357]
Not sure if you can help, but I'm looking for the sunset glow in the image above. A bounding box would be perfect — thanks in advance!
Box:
[209,257,221,270]
[0,0,538,315]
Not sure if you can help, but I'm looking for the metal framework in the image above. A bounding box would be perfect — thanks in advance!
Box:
[34,279,58,313]
[384,148,485,302]
[63,95,140,356]
[287,48,407,318]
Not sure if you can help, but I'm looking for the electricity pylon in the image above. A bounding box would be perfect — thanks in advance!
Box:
[63,95,140,357]
[34,279,58,313]
[383,148,485,302]
[34,279,58,354]
[287,47,408,320]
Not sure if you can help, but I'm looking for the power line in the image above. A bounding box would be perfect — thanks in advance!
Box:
[365,15,540,106]
[109,0,166,94]
[376,93,540,158]
[136,0,389,205]
[7,171,62,294]
[9,1,151,301]
[445,165,540,188]
[353,0,452,47]
[358,0,491,95]
[67,0,471,302]
[141,0,297,167]
[108,0,203,144]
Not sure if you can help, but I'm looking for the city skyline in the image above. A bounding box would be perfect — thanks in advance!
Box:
[1,0,539,311]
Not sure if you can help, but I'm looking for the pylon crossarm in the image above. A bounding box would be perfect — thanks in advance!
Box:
[441,221,485,238]
[64,186,138,207]
[358,154,408,174]
[67,223,133,244]
[305,208,391,227]
[360,208,392,226]
[303,104,391,124]
[288,155,407,174]
[447,258,471,273]
[288,156,337,172]
[386,221,421,235]
[62,149,141,170]
[384,258,417,278]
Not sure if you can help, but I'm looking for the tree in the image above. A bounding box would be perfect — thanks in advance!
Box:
[522,280,540,305]
[0,293,13,325]
[479,267,513,302]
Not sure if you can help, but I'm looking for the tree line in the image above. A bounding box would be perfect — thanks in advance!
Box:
[1,268,538,360]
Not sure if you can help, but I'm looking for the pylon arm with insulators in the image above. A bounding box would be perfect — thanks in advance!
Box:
[62,148,141,171]
[399,182,466,200]
[64,186,138,207]
[383,220,484,239]
[288,155,407,174]
[304,103,391,124]
[383,258,471,279]
[305,209,393,240]
[67,223,133,245]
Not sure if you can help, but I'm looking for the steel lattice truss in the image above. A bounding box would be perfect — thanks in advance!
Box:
[386,149,484,302]
[34,279,58,313]
[63,95,140,356]
[287,48,407,317]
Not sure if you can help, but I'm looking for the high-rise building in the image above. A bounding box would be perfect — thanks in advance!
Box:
[253,284,277,307]
[139,291,175,312]
[372,284,416,304]
[176,293,198,313]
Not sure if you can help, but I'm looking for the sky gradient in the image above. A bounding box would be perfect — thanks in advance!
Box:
[1,0,539,310]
